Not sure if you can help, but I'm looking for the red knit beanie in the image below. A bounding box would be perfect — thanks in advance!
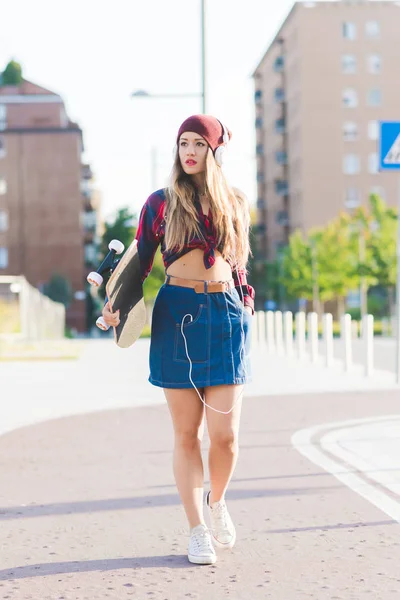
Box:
[176,114,232,153]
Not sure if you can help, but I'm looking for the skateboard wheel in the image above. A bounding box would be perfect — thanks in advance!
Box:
[87,272,103,287]
[109,239,125,254]
[96,316,110,331]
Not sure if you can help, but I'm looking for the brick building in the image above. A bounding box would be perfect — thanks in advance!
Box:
[0,78,100,332]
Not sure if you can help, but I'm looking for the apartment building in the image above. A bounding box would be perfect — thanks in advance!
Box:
[0,78,99,332]
[253,0,400,261]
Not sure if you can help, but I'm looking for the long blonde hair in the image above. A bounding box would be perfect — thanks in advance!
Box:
[164,148,251,269]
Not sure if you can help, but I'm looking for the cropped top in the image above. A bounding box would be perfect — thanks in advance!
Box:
[135,189,255,312]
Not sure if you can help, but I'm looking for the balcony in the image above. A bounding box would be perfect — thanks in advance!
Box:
[256,198,266,209]
[81,163,93,180]
[275,118,286,134]
[274,56,285,73]
[275,180,289,196]
[274,87,285,103]
[276,210,290,226]
[275,150,288,165]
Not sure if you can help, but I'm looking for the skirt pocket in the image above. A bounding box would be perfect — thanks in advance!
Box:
[173,303,209,363]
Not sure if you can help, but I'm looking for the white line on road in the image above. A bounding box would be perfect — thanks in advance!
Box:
[292,415,400,524]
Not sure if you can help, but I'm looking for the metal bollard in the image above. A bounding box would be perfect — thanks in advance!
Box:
[252,311,259,351]
[341,313,352,372]
[266,311,275,353]
[362,314,374,376]
[295,312,306,359]
[381,317,388,338]
[322,313,334,367]
[308,312,319,364]
[257,310,266,348]
[275,311,284,356]
[283,311,293,356]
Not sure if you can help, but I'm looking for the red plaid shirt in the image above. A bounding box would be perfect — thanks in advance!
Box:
[135,189,255,313]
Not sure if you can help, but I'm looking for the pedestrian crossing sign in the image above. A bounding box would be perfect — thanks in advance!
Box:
[379,121,400,170]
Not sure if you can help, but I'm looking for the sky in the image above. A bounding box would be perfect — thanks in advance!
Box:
[1,0,330,221]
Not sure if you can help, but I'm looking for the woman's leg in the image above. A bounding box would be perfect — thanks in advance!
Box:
[204,384,243,503]
[164,388,205,529]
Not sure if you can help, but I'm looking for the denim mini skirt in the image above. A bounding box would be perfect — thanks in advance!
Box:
[148,281,252,389]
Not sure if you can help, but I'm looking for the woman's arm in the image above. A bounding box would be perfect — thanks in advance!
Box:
[103,190,164,308]
[135,190,165,281]
[232,267,255,315]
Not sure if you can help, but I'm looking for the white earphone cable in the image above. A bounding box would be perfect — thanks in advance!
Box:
[179,257,249,416]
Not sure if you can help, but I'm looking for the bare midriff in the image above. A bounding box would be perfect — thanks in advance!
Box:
[166,248,232,282]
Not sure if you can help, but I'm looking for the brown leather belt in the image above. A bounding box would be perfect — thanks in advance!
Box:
[165,274,234,294]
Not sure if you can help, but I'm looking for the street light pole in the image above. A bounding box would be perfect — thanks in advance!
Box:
[201,0,206,114]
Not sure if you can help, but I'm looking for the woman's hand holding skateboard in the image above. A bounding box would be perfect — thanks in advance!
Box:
[102,301,120,328]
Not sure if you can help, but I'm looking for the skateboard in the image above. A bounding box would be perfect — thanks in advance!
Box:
[87,239,146,348]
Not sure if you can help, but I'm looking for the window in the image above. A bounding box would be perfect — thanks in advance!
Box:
[343,122,358,141]
[275,118,286,133]
[367,89,382,106]
[0,177,6,195]
[366,21,380,39]
[368,54,381,74]
[345,188,361,209]
[343,22,356,40]
[0,136,5,158]
[274,56,284,72]
[369,152,379,174]
[0,105,6,131]
[256,198,265,209]
[0,248,8,269]
[276,211,289,226]
[255,117,263,129]
[368,120,379,140]
[275,180,289,195]
[343,88,358,108]
[275,150,288,164]
[257,171,265,183]
[0,210,8,232]
[254,90,262,103]
[342,55,356,74]
[274,87,285,102]
[256,144,264,156]
[371,186,385,200]
[343,154,360,174]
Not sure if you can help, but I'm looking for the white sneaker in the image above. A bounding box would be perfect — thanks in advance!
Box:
[206,491,236,549]
[188,524,217,565]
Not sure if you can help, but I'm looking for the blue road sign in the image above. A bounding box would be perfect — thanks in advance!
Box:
[379,121,400,171]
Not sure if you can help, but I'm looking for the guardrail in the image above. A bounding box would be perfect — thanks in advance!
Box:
[0,276,65,341]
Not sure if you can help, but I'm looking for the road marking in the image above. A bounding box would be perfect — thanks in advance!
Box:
[292,415,400,523]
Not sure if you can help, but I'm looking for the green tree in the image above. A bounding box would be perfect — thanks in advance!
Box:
[100,207,136,257]
[99,206,164,304]
[365,194,398,315]
[280,230,314,302]
[43,273,73,308]
[2,60,23,86]
[314,214,362,317]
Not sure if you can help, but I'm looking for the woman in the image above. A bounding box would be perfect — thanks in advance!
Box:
[102,115,255,565]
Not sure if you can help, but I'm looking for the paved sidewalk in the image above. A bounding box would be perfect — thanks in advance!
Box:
[1,339,398,439]
[1,340,400,599]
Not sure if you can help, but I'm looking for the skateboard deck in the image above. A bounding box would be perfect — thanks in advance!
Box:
[105,239,146,348]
